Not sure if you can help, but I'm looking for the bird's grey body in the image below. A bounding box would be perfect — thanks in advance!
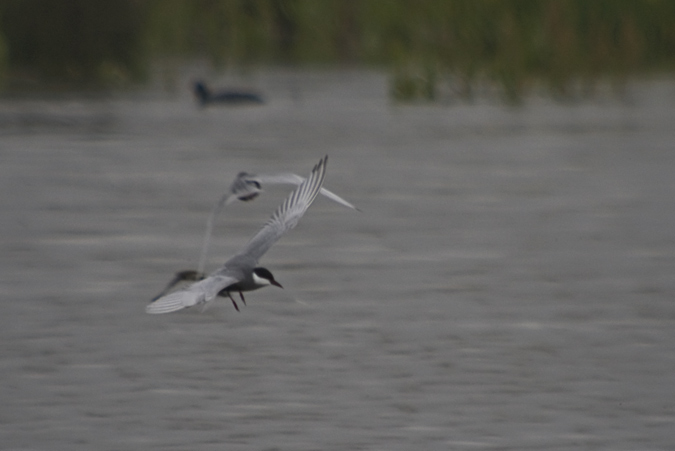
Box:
[147,156,328,314]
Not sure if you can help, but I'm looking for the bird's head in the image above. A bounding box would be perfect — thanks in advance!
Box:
[193,81,210,103]
[252,267,283,288]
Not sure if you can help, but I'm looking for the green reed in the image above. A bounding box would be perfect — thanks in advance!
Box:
[1,0,674,100]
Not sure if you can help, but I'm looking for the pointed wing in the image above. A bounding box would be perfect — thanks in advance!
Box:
[150,270,204,303]
[146,273,238,314]
[232,156,327,265]
[256,173,359,211]
[197,161,347,276]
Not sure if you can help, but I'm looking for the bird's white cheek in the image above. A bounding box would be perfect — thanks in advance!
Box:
[252,272,271,286]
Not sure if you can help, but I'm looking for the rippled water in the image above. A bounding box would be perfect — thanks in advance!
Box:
[2,70,675,450]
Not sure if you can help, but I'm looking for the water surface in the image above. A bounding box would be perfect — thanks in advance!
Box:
[2,71,675,450]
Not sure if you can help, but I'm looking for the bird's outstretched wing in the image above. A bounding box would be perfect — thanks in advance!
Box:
[221,171,357,210]
[233,156,328,264]
[196,163,356,274]
[150,270,204,303]
[146,273,238,314]
[255,173,359,211]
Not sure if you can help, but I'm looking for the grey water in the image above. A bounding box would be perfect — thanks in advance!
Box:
[2,70,675,450]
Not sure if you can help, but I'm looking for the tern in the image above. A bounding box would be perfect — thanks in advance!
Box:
[197,171,359,274]
[146,156,328,314]
[149,166,359,302]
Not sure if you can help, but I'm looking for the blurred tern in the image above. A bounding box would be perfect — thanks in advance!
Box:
[146,156,328,314]
[225,172,358,210]
[198,171,359,274]
[150,164,358,302]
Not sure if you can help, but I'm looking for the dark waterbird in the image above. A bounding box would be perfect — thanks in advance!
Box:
[193,80,264,106]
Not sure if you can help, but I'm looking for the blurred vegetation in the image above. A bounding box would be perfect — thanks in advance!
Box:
[0,0,147,89]
[1,0,675,100]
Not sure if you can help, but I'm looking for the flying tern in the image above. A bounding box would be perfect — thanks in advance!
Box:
[197,171,359,275]
[150,164,358,302]
[146,156,328,314]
